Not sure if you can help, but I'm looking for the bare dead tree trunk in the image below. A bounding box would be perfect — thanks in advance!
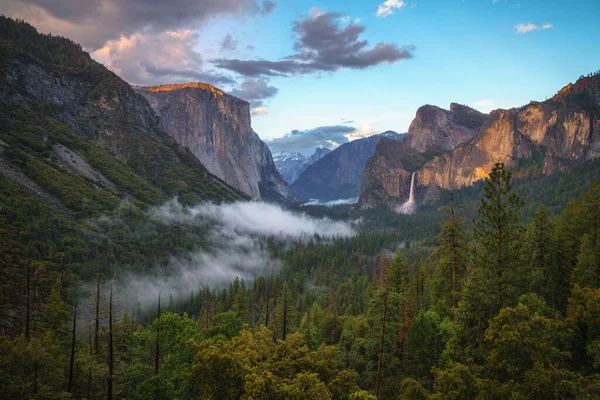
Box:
[449,193,458,311]
[155,293,161,375]
[375,281,389,399]
[95,274,100,353]
[68,302,77,393]
[87,316,92,400]
[31,270,37,337]
[307,307,311,351]
[25,263,30,341]
[282,287,287,341]
[107,286,113,400]
[33,360,38,395]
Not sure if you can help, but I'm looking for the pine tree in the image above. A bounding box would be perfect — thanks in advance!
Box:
[95,274,100,353]
[155,293,161,375]
[67,302,77,393]
[580,183,600,287]
[527,204,559,304]
[108,286,113,400]
[572,234,598,288]
[459,163,526,348]
[375,268,389,399]
[433,193,467,315]
[274,283,295,341]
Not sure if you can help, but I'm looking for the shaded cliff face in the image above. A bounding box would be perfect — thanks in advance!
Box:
[360,104,487,209]
[135,84,296,202]
[360,74,600,210]
[292,132,405,201]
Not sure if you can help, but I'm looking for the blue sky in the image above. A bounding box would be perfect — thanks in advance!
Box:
[3,0,600,154]
[246,0,600,145]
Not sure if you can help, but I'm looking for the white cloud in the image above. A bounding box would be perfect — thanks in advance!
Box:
[151,200,356,238]
[376,0,405,17]
[251,107,269,116]
[91,30,233,86]
[344,121,379,141]
[472,99,499,113]
[515,23,554,35]
[309,7,323,18]
[515,23,538,34]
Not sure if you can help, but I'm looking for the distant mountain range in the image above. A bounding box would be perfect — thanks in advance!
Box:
[273,147,331,184]
[289,131,406,201]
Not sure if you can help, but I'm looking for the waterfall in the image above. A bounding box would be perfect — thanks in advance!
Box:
[408,172,416,203]
[398,172,417,214]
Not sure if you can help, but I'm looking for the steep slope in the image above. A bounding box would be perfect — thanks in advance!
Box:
[0,17,246,222]
[360,73,600,209]
[292,131,405,201]
[360,104,487,208]
[274,147,331,184]
[135,84,296,202]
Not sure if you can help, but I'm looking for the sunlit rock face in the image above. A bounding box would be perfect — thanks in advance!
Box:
[359,73,600,210]
[406,103,488,155]
[136,83,296,202]
[359,104,486,209]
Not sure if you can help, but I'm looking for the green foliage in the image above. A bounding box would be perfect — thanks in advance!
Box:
[459,163,527,350]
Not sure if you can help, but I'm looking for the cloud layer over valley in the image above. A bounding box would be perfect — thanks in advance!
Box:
[89,200,356,311]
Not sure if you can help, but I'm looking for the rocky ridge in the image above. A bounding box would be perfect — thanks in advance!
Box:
[359,73,600,209]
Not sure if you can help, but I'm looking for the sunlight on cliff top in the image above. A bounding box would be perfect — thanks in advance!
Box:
[141,82,225,95]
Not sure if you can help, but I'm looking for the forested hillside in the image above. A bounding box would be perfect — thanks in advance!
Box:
[0,17,247,288]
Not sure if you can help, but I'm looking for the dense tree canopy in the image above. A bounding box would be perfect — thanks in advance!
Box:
[2,164,600,399]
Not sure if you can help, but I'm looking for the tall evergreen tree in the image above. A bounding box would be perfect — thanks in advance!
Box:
[432,193,467,315]
[527,204,559,305]
[459,163,526,348]
[580,183,600,287]
[67,302,77,393]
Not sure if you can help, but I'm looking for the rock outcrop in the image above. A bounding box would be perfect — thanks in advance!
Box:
[135,83,296,202]
[360,105,487,208]
[359,74,600,209]
[406,103,488,155]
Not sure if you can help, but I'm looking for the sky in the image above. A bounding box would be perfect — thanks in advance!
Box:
[2,0,600,155]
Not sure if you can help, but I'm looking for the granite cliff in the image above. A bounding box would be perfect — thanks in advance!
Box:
[135,84,296,202]
[360,104,487,208]
[360,73,600,209]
